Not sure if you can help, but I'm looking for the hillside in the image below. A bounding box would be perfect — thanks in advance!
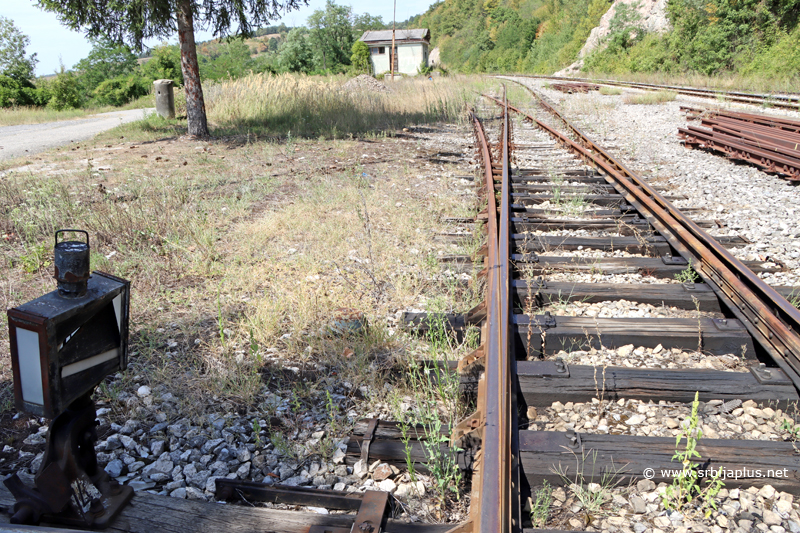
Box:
[411,0,800,79]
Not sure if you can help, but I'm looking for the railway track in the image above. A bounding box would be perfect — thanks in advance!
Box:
[518,75,800,110]
[430,85,800,531]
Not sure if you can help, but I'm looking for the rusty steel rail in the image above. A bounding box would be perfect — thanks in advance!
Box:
[484,87,800,393]
[515,74,800,110]
[464,94,519,533]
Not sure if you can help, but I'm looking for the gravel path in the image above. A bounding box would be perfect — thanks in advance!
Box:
[0,108,154,161]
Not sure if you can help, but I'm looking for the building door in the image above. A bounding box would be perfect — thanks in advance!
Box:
[392,46,398,72]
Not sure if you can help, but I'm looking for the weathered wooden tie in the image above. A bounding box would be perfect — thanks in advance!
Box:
[514,315,755,358]
[519,431,800,494]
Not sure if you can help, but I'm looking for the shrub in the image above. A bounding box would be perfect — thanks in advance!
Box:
[350,40,371,75]
[93,74,150,106]
[47,67,83,110]
[0,75,36,107]
[140,45,183,86]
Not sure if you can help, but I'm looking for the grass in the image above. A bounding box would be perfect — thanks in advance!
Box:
[598,86,622,96]
[530,481,553,527]
[203,73,474,139]
[554,447,624,519]
[0,75,479,422]
[388,306,477,514]
[622,90,677,105]
[0,94,154,127]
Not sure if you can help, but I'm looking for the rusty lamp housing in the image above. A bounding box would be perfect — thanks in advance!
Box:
[4,230,133,528]
[7,230,130,419]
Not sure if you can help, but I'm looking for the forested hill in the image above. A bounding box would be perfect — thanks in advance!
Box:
[408,0,800,78]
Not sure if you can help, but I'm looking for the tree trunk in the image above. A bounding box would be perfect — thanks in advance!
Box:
[176,0,209,137]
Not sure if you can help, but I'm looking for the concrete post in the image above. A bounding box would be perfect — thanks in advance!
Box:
[153,79,175,119]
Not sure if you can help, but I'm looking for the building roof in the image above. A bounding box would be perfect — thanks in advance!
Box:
[359,29,430,43]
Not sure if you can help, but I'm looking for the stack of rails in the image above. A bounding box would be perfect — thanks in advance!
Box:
[678,107,800,182]
[549,82,600,94]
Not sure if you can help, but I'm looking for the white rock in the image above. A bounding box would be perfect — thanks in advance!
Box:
[378,479,397,493]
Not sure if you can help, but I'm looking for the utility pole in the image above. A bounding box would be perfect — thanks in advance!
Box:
[391,0,396,79]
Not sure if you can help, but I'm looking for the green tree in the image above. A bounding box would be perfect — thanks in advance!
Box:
[200,39,253,80]
[48,66,83,110]
[74,38,138,94]
[38,0,308,136]
[276,28,313,73]
[350,40,371,73]
[353,14,385,32]
[0,17,37,81]
[307,0,354,71]
[0,75,37,107]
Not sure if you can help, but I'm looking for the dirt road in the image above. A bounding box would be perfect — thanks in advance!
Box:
[0,108,154,161]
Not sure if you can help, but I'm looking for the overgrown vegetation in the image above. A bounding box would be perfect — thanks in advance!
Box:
[584,0,800,80]
[410,0,608,73]
[408,0,799,83]
[674,260,700,284]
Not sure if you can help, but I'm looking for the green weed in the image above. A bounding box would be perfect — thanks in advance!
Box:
[663,392,726,517]
[674,260,700,283]
[530,481,553,527]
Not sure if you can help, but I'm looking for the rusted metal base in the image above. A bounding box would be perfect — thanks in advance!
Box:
[4,393,133,529]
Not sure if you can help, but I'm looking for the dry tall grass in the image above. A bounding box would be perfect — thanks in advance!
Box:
[204,73,471,137]
[623,90,677,105]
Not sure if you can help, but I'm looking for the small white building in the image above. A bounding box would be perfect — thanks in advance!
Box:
[359,29,430,76]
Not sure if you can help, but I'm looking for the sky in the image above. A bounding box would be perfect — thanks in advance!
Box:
[5,0,435,76]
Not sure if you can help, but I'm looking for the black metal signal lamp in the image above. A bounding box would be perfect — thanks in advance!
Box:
[4,230,134,528]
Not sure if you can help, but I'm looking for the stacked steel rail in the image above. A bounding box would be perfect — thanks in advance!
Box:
[679,106,800,181]
[549,82,600,94]
[515,75,800,110]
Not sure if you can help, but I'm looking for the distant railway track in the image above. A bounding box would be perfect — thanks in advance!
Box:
[517,74,800,110]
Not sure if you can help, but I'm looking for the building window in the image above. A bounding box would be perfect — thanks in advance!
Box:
[371,47,386,55]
